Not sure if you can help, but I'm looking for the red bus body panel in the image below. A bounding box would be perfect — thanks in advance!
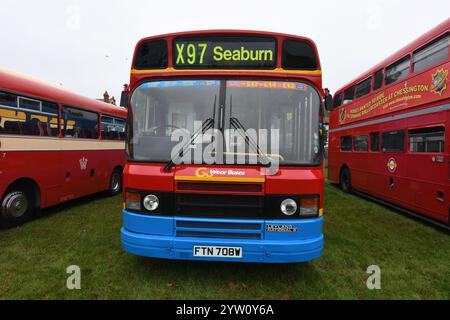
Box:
[328,19,450,224]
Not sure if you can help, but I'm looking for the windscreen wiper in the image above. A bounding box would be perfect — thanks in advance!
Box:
[164,95,217,172]
[229,116,272,167]
[163,117,215,172]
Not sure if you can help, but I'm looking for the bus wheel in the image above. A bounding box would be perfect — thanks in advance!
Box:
[340,167,352,193]
[109,168,123,195]
[0,189,34,228]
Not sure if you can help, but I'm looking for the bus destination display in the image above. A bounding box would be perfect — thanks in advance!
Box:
[173,36,276,69]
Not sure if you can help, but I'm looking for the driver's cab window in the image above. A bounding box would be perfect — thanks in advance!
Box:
[130,80,220,161]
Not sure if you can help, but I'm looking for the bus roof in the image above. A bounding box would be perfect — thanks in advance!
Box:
[130,30,323,93]
[135,29,319,51]
[334,18,450,95]
[0,67,127,118]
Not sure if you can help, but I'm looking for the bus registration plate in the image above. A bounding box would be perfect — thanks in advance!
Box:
[193,246,243,258]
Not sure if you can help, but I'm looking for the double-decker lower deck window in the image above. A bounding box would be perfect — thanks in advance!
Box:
[340,135,352,151]
[0,91,59,137]
[62,106,99,139]
[370,132,380,152]
[382,130,405,152]
[353,135,368,151]
[409,126,445,153]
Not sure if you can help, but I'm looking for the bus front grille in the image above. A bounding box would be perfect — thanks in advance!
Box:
[175,193,265,219]
[175,220,263,240]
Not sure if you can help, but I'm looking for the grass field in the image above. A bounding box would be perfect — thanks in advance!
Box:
[1,181,449,300]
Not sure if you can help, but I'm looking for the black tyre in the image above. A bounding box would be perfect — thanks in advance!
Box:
[340,167,352,193]
[109,168,123,195]
[0,188,34,228]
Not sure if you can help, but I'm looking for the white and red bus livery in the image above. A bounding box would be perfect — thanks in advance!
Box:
[0,68,127,228]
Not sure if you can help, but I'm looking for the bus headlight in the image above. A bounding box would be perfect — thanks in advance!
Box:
[143,194,159,211]
[299,197,319,216]
[281,199,297,216]
[125,191,141,211]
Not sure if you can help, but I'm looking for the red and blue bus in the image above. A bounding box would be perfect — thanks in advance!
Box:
[0,68,127,228]
[120,30,331,263]
[328,19,450,226]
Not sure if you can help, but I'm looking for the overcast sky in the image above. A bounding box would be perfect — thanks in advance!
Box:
[1,0,449,101]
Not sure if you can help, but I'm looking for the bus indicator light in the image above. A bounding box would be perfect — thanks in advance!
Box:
[125,192,141,211]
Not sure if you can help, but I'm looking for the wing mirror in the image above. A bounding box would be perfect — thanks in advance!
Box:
[324,88,333,111]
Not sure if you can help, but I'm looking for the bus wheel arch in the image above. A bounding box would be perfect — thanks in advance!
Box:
[109,166,123,195]
[0,178,40,228]
[339,165,352,193]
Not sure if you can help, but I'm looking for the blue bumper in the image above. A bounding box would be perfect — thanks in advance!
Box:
[121,210,324,263]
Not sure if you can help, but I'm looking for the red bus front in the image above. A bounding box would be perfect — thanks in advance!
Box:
[121,31,326,263]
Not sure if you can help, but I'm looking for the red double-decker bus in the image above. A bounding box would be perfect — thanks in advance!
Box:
[0,68,127,228]
[328,19,450,226]
[120,30,332,263]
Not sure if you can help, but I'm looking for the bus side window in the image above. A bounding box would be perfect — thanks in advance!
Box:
[373,70,384,91]
[0,92,58,137]
[343,86,355,105]
[413,33,449,73]
[340,135,353,151]
[333,93,343,109]
[382,130,405,152]
[385,56,410,85]
[409,126,445,153]
[355,78,372,99]
[354,135,368,151]
[62,106,99,139]
[370,132,380,152]
[102,116,126,141]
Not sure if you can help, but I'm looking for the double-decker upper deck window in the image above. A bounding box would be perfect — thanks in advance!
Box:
[382,130,405,152]
[62,106,99,139]
[354,135,368,151]
[134,39,168,69]
[409,126,445,153]
[282,40,318,70]
[385,56,410,85]
[373,69,384,90]
[341,136,353,151]
[355,78,372,99]
[413,34,449,73]
[343,86,355,105]
[333,93,343,109]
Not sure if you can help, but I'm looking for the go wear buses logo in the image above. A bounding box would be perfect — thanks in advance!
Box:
[195,167,213,178]
[431,68,448,96]
[387,158,397,173]
[195,167,246,178]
